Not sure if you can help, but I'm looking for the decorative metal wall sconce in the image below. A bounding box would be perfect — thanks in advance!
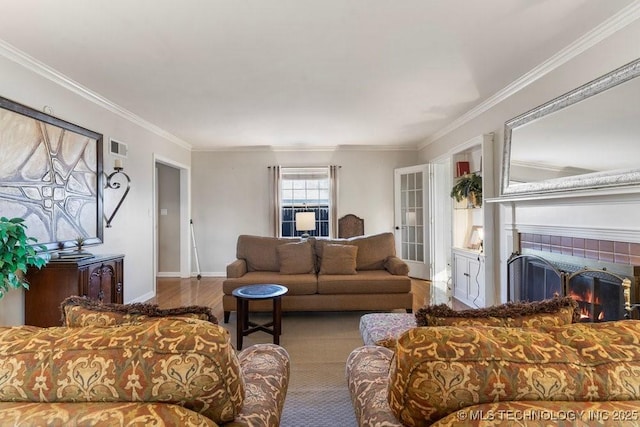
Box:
[105,160,131,227]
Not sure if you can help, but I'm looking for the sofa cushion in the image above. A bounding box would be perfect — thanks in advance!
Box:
[319,244,358,275]
[237,235,300,272]
[0,402,218,426]
[349,232,396,270]
[317,270,411,294]
[0,318,244,425]
[314,232,398,271]
[277,241,315,274]
[312,237,346,268]
[60,296,218,327]
[414,296,579,327]
[388,320,640,427]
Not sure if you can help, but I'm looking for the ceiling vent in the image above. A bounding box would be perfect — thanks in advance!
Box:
[110,139,128,158]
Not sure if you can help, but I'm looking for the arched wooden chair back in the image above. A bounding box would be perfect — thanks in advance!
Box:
[338,214,364,238]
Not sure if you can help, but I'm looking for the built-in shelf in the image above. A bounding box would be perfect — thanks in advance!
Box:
[451,134,495,308]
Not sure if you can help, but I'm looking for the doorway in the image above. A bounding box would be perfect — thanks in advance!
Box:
[153,156,191,285]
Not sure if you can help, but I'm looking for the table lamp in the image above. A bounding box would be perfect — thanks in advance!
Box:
[295,212,316,238]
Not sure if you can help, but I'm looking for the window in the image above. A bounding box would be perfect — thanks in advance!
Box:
[269,165,339,238]
[280,167,330,237]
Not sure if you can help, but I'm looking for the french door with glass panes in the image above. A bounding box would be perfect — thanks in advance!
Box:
[394,165,430,279]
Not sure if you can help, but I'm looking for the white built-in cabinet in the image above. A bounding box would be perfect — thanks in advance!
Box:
[451,134,495,308]
[452,248,484,307]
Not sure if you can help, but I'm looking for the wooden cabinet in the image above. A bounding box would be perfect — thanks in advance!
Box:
[452,248,485,308]
[25,254,124,327]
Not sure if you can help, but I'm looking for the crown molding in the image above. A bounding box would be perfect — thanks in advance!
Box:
[418,0,640,150]
[0,39,192,151]
[191,145,320,153]
[333,144,419,152]
[192,143,419,152]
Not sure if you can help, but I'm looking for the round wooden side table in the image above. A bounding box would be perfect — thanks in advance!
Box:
[232,284,288,350]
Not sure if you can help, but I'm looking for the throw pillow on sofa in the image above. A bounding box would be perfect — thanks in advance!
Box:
[349,232,396,270]
[384,256,410,275]
[61,296,218,327]
[415,296,579,327]
[276,241,316,274]
[319,244,358,275]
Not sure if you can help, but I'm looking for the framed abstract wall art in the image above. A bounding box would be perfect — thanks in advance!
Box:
[0,96,103,250]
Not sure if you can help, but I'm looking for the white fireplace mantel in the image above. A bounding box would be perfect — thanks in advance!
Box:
[510,223,640,244]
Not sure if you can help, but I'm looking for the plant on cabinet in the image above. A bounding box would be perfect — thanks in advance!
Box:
[0,217,49,299]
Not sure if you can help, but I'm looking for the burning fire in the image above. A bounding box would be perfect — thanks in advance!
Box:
[579,306,590,320]
[569,290,604,321]
[569,289,600,305]
[576,306,605,320]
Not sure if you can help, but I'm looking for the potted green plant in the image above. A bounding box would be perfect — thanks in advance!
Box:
[450,172,482,207]
[0,217,49,299]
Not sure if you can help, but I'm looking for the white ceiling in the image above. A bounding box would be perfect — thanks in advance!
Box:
[0,0,637,150]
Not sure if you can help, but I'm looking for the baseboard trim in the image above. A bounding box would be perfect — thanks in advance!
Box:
[156,272,180,278]
[156,272,226,278]
[128,291,155,304]
[192,272,226,278]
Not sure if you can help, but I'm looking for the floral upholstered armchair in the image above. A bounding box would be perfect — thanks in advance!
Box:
[0,297,290,426]
[347,300,640,427]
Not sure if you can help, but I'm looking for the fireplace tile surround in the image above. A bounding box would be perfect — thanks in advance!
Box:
[520,233,640,266]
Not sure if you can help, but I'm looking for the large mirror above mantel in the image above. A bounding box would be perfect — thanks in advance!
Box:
[500,57,640,199]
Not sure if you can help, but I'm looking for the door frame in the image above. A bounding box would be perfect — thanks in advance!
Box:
[394,164,430,280]
[152,154,191,285]
[429,155,453,304]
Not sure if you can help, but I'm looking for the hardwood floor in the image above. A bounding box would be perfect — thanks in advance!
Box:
[147,277,225,319]
[452,298,473,310]
[147,277,432,319]
[410,278,431,312]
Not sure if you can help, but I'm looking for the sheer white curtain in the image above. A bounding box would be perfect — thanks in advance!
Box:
[329,165,339,238]
[269,166,281,237]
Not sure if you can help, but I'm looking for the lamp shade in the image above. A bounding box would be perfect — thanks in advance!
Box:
[295,212,316,232]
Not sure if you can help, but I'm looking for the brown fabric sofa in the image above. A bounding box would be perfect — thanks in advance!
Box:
[346,320,640,426]
[0,315,290,426]
[223,232,412,322]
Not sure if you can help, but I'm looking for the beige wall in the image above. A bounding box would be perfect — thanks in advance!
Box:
[0,54,191,325]
[419,19,640,302]
[190,149,418,275]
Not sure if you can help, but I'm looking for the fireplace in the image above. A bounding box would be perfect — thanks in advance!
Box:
[566,268,629,322]
[508,250,639,322]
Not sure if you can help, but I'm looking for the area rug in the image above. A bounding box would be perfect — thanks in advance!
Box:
[225,311,364,427]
